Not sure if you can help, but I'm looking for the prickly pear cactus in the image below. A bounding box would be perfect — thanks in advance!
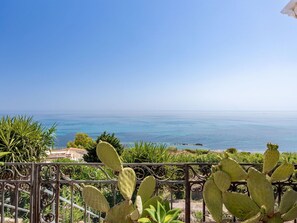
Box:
[82,141,159,223]
[203,143,297,223]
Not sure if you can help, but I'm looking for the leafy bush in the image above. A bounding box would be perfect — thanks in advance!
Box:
[226,148,238,154]
[83,131,124,162]
[121,142,171,163]
[53,158,109,180]
[0,116,56,162]
[67,132,95,149]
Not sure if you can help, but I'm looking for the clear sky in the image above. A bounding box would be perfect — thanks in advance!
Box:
[0,0,296,112]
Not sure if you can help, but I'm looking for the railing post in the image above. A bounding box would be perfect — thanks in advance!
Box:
[32,163,40,222]
[55,164,61,223]
[184,164,191,223]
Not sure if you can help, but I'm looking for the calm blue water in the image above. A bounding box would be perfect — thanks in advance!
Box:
[1,111,297,152]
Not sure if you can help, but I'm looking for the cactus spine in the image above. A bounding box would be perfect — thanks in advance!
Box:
[203,143,297,223]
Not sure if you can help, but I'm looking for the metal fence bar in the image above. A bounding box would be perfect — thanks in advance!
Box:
[0,162,296,223]
[184,164,191,223]
[1,182,4,223]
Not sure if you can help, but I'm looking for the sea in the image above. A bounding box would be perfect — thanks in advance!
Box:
[1,111,297,152]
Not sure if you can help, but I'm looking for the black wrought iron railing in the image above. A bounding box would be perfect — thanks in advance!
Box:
[0,162,296,223]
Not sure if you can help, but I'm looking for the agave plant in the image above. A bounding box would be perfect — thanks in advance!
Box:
[203,143,297,223]
[138,201,183,223]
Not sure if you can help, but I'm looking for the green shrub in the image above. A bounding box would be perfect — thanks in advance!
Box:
[0,116,56,162]
[226,148,238,154]
[195,149,210,155]
[67,132,95,149]
[83,131,124,162]
[121,142,171,163]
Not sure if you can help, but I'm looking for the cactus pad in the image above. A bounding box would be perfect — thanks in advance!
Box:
[105,200,134,223]
[130,195,143,220]
[279,189,297,214]
[137,175,156,204]
[213,170,231,192]
[263,144,280,174]
[270,162,294,182]
[82,185,110,212]
[223,192,260,220]
[220,157,247,181]
[203,179,223,223]
[247,167,275,215]
[118,167,136,200]
[96,141,123,172]
[281,204,297,221]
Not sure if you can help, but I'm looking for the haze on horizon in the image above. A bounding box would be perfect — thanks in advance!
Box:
[1,0,296,112]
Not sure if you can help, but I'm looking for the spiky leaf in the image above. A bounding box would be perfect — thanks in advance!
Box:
[141,196,162,218]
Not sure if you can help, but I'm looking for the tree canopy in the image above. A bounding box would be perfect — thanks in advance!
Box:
[67,132,95,149]
[83,131,124,163]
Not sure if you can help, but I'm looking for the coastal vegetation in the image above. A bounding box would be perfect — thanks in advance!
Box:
[66,132,95,149]
[0,116,56,162]
[82,131,124,163]
[66,132,297,164]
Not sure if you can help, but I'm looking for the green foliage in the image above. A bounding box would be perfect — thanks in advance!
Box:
[170,153,197,163]
[0,116,56,162]
[195,149,210,155]
[138,201,183,223]
[121,142,172,163]
[226,148,238,154]
[53,158,108,180]
[194,211,203,223]
[67,132,95,149]
[83,142,170,223]
[203,143,297,223]
[83,131,124,162]
[195,153,221,163]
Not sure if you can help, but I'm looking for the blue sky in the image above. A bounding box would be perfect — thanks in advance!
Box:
[0,0,296,112]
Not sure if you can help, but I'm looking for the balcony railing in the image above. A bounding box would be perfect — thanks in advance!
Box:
[0,162,296,223]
